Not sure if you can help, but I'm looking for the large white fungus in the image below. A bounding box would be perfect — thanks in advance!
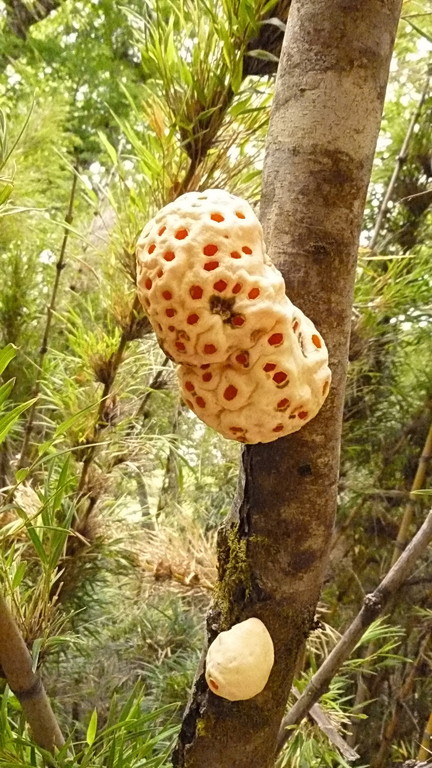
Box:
[205,617,274,701]
[136,189,331,443]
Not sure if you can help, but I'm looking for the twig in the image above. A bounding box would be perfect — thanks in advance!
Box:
[390,418,432,567]
[276,510,432,755]
[18,167,79,468]
[370,633,431,768]
[368,70,430,250]
[0,592,64,752]
[418,712,432,762]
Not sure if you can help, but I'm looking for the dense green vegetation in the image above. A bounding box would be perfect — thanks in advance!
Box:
[0,0,431,765]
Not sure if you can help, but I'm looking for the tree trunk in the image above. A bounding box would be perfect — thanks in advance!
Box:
[173,2,402,767]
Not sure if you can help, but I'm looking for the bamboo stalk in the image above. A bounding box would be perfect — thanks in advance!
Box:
[18,168,79,469]
[0,593,64,752]
[418,712,432,762]
[276,510,432,755]
[390,419,432,567]
[368,71,430,251]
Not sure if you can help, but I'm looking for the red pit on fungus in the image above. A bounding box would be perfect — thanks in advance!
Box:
[190,285,203,299]
[312,334,322,348]
[175,228,188,240]
[185,381,194,392]
[273,371,288,384]
[168,325,175,332]
[277,398,290,410]
[298,411,308,420]
[232,315,245,327]
[248,288,260,299]
[164,251,175,261]
[148,243,156,254]
[176,342,186,351]
[204,261,219,271]
[157,269,164,278]
[232,283,242,294]
[230,426,244,433]
[202,372,212,382]
[242,246,252,254]
[263,363,276,372]
[204,344,217,354]
[158,226,166,236]
[268,333,283,347]
[166,308,176,317]
[187,314,199,325]
[162,290,172,300]
[145,278,152,290]
[196,396,206,408]
[273,424,284,432]
[204,244,218,256]
[236,211,245,219]
[201,363,210,369]
[214,280,227,292]
[235,353,248,366]
[211,213,224,222]
[230,251,241,259]
[224,385,238,401]
[293,320,299,332]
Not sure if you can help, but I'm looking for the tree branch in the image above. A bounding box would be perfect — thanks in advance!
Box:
[4,0,64,40]
[174,1,403,766]
[276,510,432,755]
[0,592,65,752]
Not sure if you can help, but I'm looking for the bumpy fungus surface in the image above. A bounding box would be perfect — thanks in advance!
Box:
[136,189,331,443]
[205,617,274,701]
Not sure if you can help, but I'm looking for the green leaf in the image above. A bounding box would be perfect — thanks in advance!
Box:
[0,379,15,408]
[0,345,16,376]
[0,399,37,444]
[86,709,98,746]
[98,131,118,165]
[246,49,280,63]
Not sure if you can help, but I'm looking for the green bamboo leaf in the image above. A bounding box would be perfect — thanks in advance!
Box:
[0,399,37,444]
[86,708,98,746]
[0,379,15,408]
[0,344,16,376]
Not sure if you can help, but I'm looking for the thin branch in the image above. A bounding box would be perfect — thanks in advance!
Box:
[4,0,64,40]
[390,417,432,567]
[368,70,430,251]
[276,509,432,755]
[18,168,79,469]
[370,633,431,768]
[418,712,432,762]
[0,592,65,752]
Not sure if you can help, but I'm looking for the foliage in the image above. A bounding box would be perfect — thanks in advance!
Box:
[0,0,431,765]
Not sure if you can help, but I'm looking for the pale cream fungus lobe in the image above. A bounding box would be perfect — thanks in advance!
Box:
[136,189,331,444]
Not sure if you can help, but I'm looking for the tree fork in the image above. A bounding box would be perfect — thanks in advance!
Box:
[173,1,402,767]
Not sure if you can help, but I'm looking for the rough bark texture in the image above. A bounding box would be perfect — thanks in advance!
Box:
[173,2,402,767]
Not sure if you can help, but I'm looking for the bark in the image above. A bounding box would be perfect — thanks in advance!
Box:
[4,0,63,40]
[0,594,64,752]
[173,2,402,767]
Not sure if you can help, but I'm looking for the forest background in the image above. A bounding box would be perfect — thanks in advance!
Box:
[0,0,431,766]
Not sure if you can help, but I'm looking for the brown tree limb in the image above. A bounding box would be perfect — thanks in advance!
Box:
[0,592,64,752]
[4,0,64,40]
[390,418,432,567]
[418,712,432,762]
[173,2,402,766]
[276,510,432,755]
